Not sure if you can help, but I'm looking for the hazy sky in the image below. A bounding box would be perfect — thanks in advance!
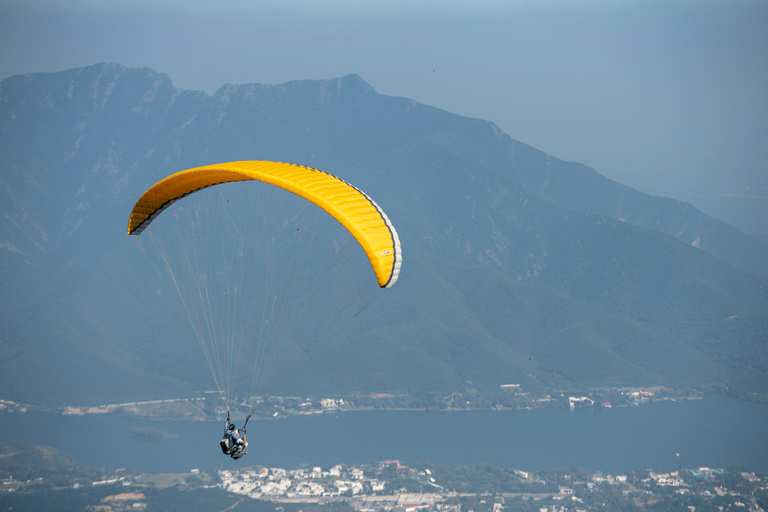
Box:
[2,0,766,239]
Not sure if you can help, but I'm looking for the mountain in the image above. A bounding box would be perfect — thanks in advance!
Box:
[1,63,766,406]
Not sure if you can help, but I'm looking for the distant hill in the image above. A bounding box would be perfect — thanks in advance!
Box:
[1,63,766,406]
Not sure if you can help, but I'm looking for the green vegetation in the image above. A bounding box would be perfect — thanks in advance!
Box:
[0,442,102,488]
[415,463,557,493]
[0,486,120,512]
[1,64,766,409]
[134,472,202,488]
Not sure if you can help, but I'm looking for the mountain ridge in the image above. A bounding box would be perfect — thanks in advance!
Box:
[1,63,766,406]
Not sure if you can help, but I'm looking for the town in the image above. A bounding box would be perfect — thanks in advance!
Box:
[2,447,767,512]
[214,461,768,512]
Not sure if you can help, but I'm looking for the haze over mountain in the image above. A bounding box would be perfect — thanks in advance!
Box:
[1,63,766,406]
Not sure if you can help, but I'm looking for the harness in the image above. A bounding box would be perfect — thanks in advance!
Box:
[221,413,250,459]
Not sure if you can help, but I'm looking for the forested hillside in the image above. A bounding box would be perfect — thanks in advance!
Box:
[1,63,766,406]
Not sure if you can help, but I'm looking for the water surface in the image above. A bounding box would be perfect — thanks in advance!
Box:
[2,394,765,473]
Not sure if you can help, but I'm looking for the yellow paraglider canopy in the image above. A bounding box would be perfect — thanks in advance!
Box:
[128,161,401,288]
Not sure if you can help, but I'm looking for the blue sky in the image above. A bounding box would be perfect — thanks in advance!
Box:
[2,0,766,239]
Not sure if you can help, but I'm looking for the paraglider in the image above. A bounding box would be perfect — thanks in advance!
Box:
[128,160,401,288]
[221,412,249,460]
[127,160,401,460]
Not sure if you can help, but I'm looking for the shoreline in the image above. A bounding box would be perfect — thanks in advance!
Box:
[0,387,716,422]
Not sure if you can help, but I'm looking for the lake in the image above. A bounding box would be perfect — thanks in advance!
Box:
[1,394,766,473]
